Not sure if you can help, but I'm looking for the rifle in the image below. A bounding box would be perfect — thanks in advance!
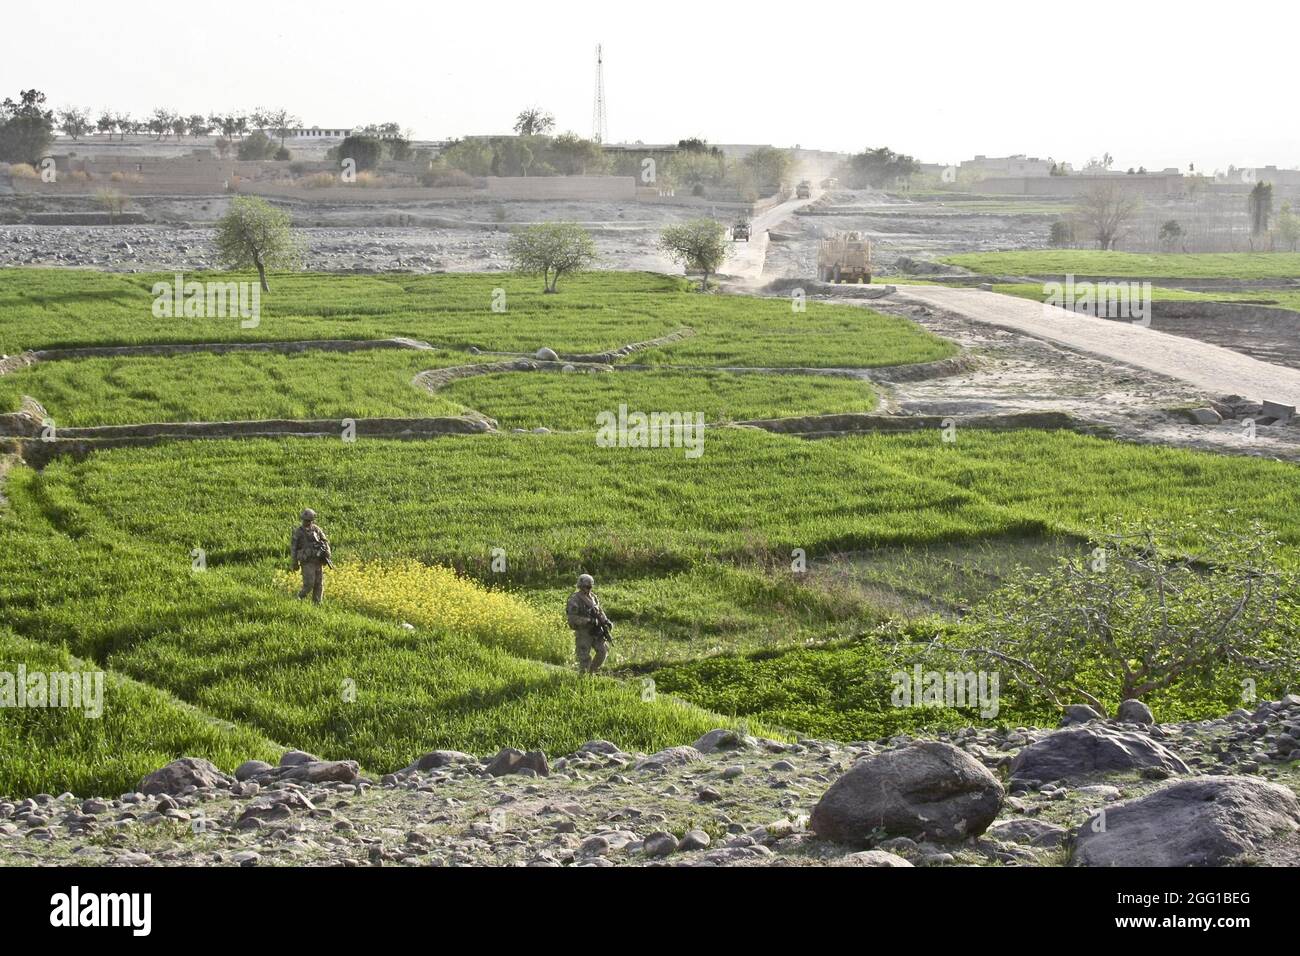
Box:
[591,614,613,644]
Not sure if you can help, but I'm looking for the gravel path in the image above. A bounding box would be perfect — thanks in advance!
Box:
[894,285,1300,408]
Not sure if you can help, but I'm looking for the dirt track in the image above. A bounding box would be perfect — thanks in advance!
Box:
[892,286,1300,409]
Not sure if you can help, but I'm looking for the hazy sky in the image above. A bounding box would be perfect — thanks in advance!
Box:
[4,0,1294,173]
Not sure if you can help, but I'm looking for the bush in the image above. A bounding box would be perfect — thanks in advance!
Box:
[274,146,291,161]
[419,166,474,188]
[4,162,37,179]
[236,131,276,161]
[953,519,1300,715]
[337,134,383,172]
[299,171,336,189]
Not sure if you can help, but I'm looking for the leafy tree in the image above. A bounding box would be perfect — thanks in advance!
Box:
[742,146,792,193]
[95,110,116,138]
[262,108,299,148]
[147,108,178,140]
[666,150,725,194]
[946,520,1298,713]
[513,108,555,137]
[658,219,730,291]
[236,130,277,161]
[1159,219,1184,250]
[550,132,607,175]
[186,114,213,137]
[1277,202,1300,252]
[214,195,303,292]
[58,106,91,141]
[840,147,920,189]
[506,222,597,293]
[1049,220,1075,247]
[439,138,494,176]
[1249,180,1273,235]
[677,138,722,157]
[0,89,54,164]
[336,134,383,171]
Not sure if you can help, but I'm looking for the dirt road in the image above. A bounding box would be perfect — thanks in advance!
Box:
[893,285,1300,408]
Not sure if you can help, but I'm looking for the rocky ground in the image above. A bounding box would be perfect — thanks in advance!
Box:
[3,698,1298,868]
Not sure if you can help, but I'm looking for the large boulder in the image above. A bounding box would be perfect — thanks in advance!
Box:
[138,757,234,796]
[810,741,1003,845]
[1009,725,1189,784]
[405,750,475,772]
[234,760,273,782]
[1072,776,1300,866]
[282,759,360,784]
[635,746,703,771]
[1116,699,1155,725]
[1060,704,1105,726]
[692,729,755,754]
[486,748,550,777]
[278,750,321,767]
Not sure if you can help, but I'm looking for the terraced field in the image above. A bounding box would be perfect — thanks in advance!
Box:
[2,268,1298,797]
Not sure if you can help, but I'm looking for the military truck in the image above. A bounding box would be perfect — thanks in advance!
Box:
[796,180,813,199]
[817,231,872,283]
[732,219,751,242]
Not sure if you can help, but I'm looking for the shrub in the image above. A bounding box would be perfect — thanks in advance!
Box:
[419,166,474,188]
[5,162,37,179]
[952,519,1300,715]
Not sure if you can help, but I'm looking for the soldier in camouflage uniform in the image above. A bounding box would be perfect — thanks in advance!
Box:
[566,573,611,674]
[291,508,332,604]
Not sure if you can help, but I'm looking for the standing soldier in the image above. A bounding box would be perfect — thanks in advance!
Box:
[291,508,332,604]
[566,573,612,674]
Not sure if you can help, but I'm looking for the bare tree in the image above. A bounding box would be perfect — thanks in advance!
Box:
[1078,180,1141,250]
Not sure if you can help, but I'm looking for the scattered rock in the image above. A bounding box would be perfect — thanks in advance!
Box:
[535,347,559,361]
[678,829,712,852]
[987,818,1068,849]
[642,831,678,857]
[833,850,914,867]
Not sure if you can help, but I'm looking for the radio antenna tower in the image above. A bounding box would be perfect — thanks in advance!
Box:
[592,43,608,144]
